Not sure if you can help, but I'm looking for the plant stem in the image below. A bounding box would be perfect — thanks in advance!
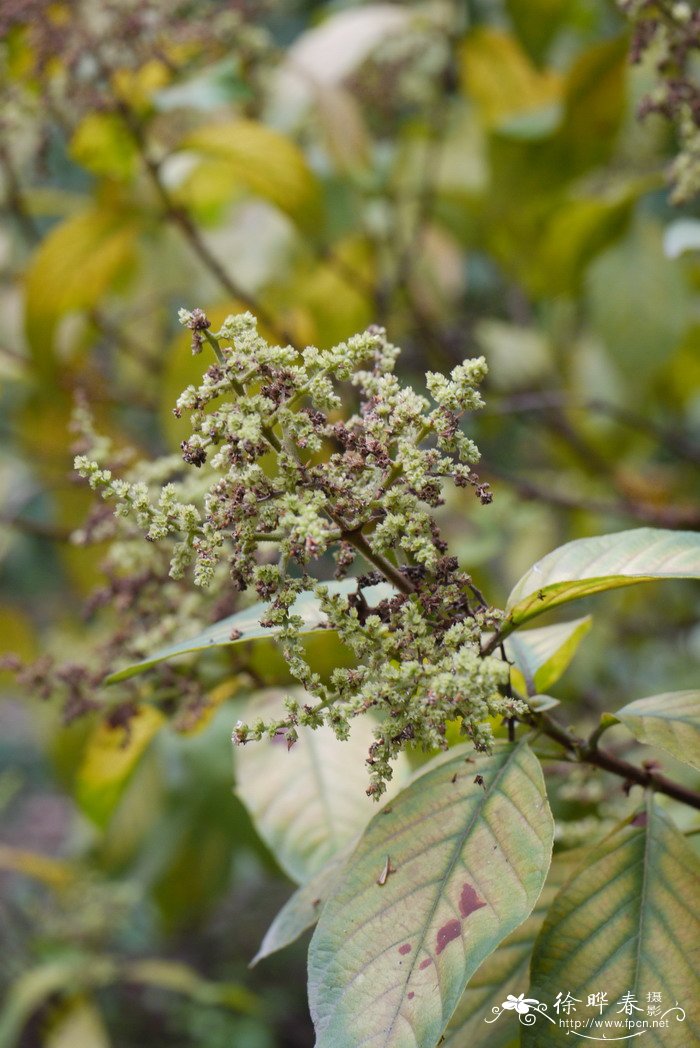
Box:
[533,710,700,811]
[116,103,296,348]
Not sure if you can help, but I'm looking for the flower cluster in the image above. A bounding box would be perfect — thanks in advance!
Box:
[75,310,519,795]
[621,0,700,202]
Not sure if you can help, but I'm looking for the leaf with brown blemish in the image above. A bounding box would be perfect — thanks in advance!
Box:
[308,740,554,1048]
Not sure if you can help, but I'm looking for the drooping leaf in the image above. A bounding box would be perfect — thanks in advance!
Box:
[75,705,166,827]
[614,690,700,771]
[308,740,554,1048]
[43,998,111,1048]
[442,847,586,1048]
[0,957,115,1048]
[105,579,393,683]
[179,119,321,230]
[0,953,255,1048]
[24,207,139,363]
[506,616,592,696]
[251,844,353,967]
[236,690,408,885]
[525,804,700,1047]
[504,528,700,632]
[122,959,256,1011]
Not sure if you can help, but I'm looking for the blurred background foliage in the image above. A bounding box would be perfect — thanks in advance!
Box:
[0,1,699,1045]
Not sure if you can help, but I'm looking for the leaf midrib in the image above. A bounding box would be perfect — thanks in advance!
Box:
[382,743,526,1047]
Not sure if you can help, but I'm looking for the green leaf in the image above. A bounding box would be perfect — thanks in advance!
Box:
[105,579,393,683]
[442,847,585,1048]
[75,706,165,827]
[0,953,256,1048]
[557,35,628,177]
[308,740,554,1048]
[587,217,690,390]
[0,958,115,1048]
[24,207,139,364]
[236,690,408,885]
[122,959,256,1012]
[525,803,700,1047]
[615,690,700,771]
[506,616,592,696]
[251,845,352,967]
[504,528,700,632]
[180,119,321,230]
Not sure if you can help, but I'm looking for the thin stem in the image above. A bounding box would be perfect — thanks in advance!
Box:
[482,465,700,530]
[533,711,700,811]
[115,102,296,348]
[586,713,620,752]
[331,517,415,596]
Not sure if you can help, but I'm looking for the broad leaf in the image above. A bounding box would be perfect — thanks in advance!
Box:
[525,804,700,1046]
[504,528,700,632]
[460,29,562,131]
[506,616,591,696]
[43,998,111,1048]
[236,690,408,884]
[105,580,393,683]
[615,690,700,771]
[0,954,255,1048]
[24,207,139,363]
[69,112,138,180]
[442,847,585,1048]
[180,119,321,230]
[308,741,554,1048]
[251,845,352,967]
[75,705,165,827]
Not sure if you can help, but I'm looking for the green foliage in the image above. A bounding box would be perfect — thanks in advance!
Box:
[527,802,700,1046]
[504,527,700,630]
[309,742,554,1048]
[614,690,700,771]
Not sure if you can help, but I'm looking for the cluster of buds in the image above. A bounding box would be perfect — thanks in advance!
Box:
[76,310,521,795]
[621,0,700,202]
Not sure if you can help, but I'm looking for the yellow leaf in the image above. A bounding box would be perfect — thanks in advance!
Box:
[44,997,111,1048]
[0,845,73,889]
[460,28,562,129]
[111,59,171,111]
[69,113,137,181]
[76,706,166,827]
[180,119,322,231]
[292,236,375,347]
[24,208,139,365]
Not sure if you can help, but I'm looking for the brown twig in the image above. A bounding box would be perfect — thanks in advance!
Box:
[482,465,700,530]
[114,101,297,348]
[533,710,700,811]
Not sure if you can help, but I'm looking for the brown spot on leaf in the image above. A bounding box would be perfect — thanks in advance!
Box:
[408,992,415,1000]
[631,811,647,827]
[436,919,461,955]
[398,943,411,955]
[459,883,486,918]
[418,958,432,970]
